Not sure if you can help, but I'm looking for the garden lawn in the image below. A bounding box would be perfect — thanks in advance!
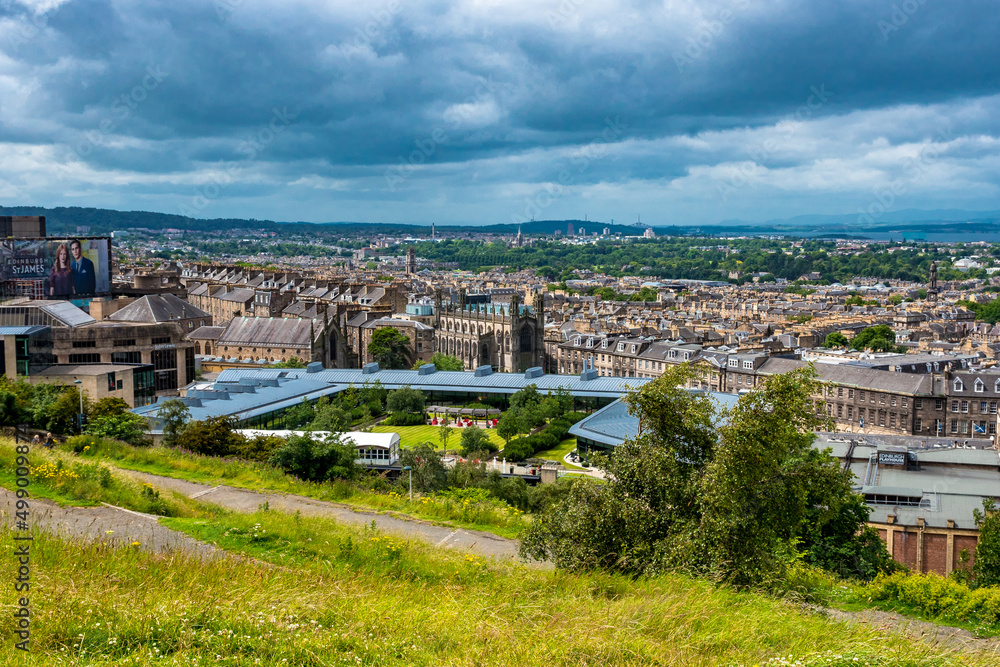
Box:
[371,424,506,452]
[532,436,586,470]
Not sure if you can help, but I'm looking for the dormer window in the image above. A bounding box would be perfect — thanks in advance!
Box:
[617,343,625,351]
[729,359,738,367]
[975,379,985,393]
[586,338,594,348]
[630,345,637,353]
[602,340,609,349]
[954,378,965,392]
[573,336,581,346]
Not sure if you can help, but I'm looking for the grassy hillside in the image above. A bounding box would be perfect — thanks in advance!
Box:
[1,516,990,666]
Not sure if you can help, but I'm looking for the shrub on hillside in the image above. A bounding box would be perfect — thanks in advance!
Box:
[175,416,245,457]
[84,412,151,447]
[563,411,587,425]
[864,571,1000,627]
[268,433,361,482]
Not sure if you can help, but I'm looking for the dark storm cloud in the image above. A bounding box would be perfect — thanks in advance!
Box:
[0,0,997,223]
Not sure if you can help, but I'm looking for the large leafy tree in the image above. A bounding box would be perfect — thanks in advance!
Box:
[368,327,412,369]
[851,324,902,353]
[386,385,426,415]
[157,399,190,447]
[974,500,1000,587]
[520,365,894,586]
[269,433,360,482]
[824,332,849,349]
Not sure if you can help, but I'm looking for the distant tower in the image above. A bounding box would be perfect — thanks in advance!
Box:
[567,222,574,236]
[405,246,416,275]
[514,225,524,248]
[928,261,938,301]
[431,222,436,239]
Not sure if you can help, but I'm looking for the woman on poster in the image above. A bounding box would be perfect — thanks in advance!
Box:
[48,243,74,296]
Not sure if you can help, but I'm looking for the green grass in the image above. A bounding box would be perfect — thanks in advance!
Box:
[1,520,991,666]
[0,439,211,518]
[371,423,506,452]
[38,435,528,538]
[533,436,586,470]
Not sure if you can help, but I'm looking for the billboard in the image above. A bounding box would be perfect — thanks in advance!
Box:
[0,237,111,299]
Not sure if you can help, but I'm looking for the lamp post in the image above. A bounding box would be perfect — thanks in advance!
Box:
[403,465,412,501]
[74,379,84,433]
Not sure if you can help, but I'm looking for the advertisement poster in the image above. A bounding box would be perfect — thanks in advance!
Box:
[0,237,111,299]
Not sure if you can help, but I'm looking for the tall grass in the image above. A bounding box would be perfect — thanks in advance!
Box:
[0,520,990,666]
[0,440,209,518]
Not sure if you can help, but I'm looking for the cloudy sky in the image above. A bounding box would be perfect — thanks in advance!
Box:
[1,0,998,226]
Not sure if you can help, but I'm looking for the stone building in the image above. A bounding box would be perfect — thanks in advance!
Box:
[433,288,545,372]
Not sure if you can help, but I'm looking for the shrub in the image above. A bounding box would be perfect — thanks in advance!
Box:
[864,571,1000,627]
[563,411,587,425]
[383,412,425,426]
[234,434,287,463]
[176,416,245,457]
[268,433,361,482]
[504,438,534,462]
[84,412,151,447]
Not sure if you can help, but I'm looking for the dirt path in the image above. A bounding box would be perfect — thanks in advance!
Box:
[120,469,527,563]
[0,486,221,559]
[805,605,1000,656]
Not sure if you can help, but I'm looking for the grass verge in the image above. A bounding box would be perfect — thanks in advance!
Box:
[370,423,506,452]
[36,436,528,538]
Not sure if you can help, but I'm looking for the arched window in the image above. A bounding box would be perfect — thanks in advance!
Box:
[520,325,533,353]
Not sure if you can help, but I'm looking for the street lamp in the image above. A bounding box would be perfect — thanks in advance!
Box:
[74,379,84,433]
[403,465,412,501]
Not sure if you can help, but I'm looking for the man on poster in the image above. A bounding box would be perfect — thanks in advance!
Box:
[69,239,96,296]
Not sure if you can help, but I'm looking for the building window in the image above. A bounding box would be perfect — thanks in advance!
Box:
[915,418,922,431]
[836,404,843,417]
[954,378,964,392]
[935,399,944,411]
[848,389,854,399]
[113,339,137,347]
[890,396,896,407]
[859,391,865,402]
[915,398,923,410]
[889,413,896,427]
[961,400,969,413]
[952,400,960,413]
[981,401,989,414]
[72,340,97,348]
[848,406,854,419]
[112,351,142,364]
[976,379,985,392]
[68,353,101,363]
[901,398,907,408]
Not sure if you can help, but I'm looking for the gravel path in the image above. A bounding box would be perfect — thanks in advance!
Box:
[118,469,527,563]
[0,486,221,560]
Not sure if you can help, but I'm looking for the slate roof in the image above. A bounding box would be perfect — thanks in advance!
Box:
[217,317,316,347]
[107,294,210,323]
[757,357,935,395]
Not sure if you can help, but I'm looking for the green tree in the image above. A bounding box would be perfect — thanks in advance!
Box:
[90,397,130,420]
[520,365,893,586]
[269,433,360,482]
[459,425,495,455]
[386,385,426,415]
[85,412,150,447]
[496,410,522,446]
[438,423,453,454]
[851,325,896,351]
[177,416,244,457]
[411,352,464,371]
[824,332,849,349]
[157,399,190,447]
[271,356,307,368]
[368,327,412,369]
[310,401,351,432]
[283,399,315,429]
[398,442,447,492]
[974,499,1000,587]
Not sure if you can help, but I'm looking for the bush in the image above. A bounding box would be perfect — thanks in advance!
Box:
[563,411,587,425]
[504,438,534,462]
[864,571,1000,628]
[268,433,360,482]
[176,416,245,457]
[84,412,151,447]
[233,434,286,463]
[384,412,425,426]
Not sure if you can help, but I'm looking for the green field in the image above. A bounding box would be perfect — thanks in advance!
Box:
[532,437,586,470]
[371,424,507,452]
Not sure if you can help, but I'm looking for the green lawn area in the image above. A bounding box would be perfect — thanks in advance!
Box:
[371,424,506,452]
[533,436,586,470]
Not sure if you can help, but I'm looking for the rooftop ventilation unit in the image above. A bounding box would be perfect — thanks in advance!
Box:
[524,367,544,379]
[417,364,436,375]
[362,362,380,374]
[474,365,492,377]
[260,378,279,387]
[305,361,323,374]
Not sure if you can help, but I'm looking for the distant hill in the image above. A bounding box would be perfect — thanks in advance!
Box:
[0,206,644,237]
[3,204,999,239]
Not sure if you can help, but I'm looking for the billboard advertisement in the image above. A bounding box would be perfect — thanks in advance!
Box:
[0,237,111,299]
